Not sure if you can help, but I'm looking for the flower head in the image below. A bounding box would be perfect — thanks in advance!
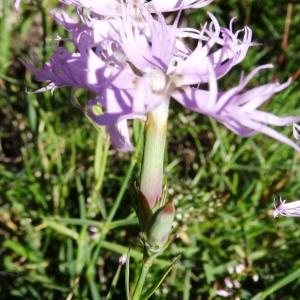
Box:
[25,1,300,152]
[14,0,21,11]
[85,10,254,129]
[273,197,300,218]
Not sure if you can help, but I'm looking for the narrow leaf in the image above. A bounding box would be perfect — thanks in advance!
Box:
[105,264,122,300]
[252,267,300,300]
[183,270,192,300]
[43,220,79,240]
[142,255,180,300]
[125,249,131,300]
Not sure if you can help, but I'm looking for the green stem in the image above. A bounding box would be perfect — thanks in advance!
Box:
[131,256,154,300]
[90,129,109,218]
[0,0,10,75]
[36,0,49,63]
[140,100,170,208]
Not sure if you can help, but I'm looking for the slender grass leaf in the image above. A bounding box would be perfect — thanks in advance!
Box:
[252,267,300,300]
[142,255,181,300]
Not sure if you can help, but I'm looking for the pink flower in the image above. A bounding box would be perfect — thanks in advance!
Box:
[216,289,232,298]
[14,0,21,11]
[149,0,213,12]
[273,198,300,218]
[25,3,300,152]
[59,0,213,17]
[173,65,300,151]
[224,278,234,289]
[86,9,253,128]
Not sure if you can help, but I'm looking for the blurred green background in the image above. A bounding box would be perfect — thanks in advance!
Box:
[1,0,300,299]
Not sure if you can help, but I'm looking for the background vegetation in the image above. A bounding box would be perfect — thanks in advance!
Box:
[1,0,300,299]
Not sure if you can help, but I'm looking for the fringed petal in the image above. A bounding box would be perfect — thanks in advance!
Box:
[149,0,213,12]
[109,119,134,152]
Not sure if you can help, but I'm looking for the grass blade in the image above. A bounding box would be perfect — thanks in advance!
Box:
[125,249,131,300]
[105,264,122,300]
[252,267,300,300]
[142,255,180,300]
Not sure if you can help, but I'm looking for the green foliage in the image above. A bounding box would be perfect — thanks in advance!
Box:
[1,1,300,299]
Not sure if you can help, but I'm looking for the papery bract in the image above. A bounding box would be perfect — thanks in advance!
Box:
[147,202,175,247]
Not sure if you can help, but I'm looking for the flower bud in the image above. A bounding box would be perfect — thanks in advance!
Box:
[147,201,175,247]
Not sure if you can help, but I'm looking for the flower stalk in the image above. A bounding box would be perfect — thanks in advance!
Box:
[140,99,170,209]
[129,99,173,298]
[131,255,154,300]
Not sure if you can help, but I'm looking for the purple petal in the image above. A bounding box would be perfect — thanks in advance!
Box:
[120,6,177,72]
[149,0,213,12]
[60,0,122,17]
[237,117,300,151]
[249,111,300,127]
[109,119,134,152]
[14,0,21,11]
[176,14,254,86]
[274,198,300,218]
[172,87,213,115]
